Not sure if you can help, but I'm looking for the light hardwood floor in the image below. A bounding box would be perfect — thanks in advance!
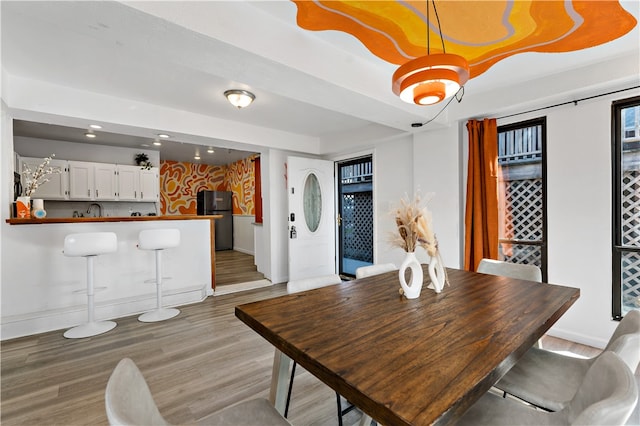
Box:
[1,284,638,425]
[215,250,265,286]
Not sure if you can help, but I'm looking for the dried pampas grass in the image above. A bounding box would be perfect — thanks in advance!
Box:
[391,193,438,256]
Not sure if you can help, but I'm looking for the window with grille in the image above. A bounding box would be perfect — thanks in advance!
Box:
[612,96,640,319]
[497,118,547,280]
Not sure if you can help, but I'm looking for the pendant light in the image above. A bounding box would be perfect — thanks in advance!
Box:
[392,0,469,105]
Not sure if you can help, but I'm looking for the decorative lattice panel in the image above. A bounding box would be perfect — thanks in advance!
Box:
[499,243,542,268]
[622,251,640,312]
[502,178,543,241]
[342,192,373,262]
[622,170,640,247]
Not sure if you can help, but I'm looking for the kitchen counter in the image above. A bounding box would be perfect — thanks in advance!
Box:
[6,214,222,225]
[2,215,222,339]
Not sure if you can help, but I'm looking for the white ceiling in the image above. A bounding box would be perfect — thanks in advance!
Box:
[2,1,639,163]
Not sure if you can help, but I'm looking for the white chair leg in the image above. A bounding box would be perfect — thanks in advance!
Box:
[138,250,179,322]
[64,256,117,339]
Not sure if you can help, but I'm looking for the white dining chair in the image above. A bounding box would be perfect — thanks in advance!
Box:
[477,258,542,281]
[355,263,397,279]
[105,358,291,426]
[495,309,640,411]
[457,351,638,425]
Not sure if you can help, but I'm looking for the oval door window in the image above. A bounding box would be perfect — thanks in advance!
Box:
[303,173,322,232]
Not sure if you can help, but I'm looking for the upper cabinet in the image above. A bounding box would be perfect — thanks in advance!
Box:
[116,165,139,201]
[116,165,159,201]
[20,157,69,200]
[139,168,159,202]
[68,161,116,200]
[21,157,158,202]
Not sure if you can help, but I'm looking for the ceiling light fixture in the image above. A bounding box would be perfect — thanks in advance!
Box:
[85,132,96,138]
[153,139,162,146]
[157,133,170,139]
[207,147,215,154]
[194,155,201,160]
[224,89,255,109]
[89,124,102,129]
[392,0,469,105]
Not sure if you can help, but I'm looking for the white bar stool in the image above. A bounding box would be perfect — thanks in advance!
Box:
[137,229,180,322]
[63,232,118,339]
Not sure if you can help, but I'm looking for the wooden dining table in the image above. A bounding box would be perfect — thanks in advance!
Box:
[235,265,579,425]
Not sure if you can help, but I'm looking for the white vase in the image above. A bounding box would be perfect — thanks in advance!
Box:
[32,198,46,218]
[398,251,423,299]
[427,255,446,293]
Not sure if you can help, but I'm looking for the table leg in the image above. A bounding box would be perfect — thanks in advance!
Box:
[269,348,292,414]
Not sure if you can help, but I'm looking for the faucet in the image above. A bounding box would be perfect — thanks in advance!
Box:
[87,203,103,217]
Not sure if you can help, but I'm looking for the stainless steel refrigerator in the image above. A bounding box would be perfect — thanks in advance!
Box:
[197,190,233,251]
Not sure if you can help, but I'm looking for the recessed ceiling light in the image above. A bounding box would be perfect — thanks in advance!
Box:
[85,132,96,138]
[194,155,201,160]
[157,133,170,139]
[153,141,162,146]
[207,147,215,153]
[141,143,150,147]
[89,124,102,129]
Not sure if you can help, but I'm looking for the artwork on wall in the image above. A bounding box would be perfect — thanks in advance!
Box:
[159,155,258,216]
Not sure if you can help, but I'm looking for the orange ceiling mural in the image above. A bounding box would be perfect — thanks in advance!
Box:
[292,1,637,79]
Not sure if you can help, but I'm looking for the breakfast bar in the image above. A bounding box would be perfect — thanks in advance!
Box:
[3,215,221,339]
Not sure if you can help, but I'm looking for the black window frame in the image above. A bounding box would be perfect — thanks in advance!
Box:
[497,117,548,281]
[611,95,640,320]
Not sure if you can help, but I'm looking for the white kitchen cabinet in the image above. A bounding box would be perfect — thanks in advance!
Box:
[68,161,116,200]
[116,165,139,201]
[68,161,93,200]
[94,163,117,200]
[139,168,159,201]
[116,165,159,201]
[21,157,69,200]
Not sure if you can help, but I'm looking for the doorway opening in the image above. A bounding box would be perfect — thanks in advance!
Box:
[337,156,373,277]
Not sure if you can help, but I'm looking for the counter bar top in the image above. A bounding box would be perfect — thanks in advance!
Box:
[6,214,222,225]
[6,214,222,290]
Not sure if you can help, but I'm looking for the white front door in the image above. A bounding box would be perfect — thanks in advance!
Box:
[287,156,336,281]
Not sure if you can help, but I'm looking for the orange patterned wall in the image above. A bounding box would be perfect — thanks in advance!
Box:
[226,155,257,215]
[160,156,256,216]
[160,161,226,215]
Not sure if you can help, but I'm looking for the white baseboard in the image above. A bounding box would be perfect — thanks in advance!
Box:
[233,246,254,256]
[1,285,208,341]
[546,327,608,350]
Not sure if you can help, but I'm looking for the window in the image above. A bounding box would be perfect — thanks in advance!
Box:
[612,96,640,319]
[497,118,548,280]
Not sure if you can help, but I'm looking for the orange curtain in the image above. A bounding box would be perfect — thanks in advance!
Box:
[464,118,499,271]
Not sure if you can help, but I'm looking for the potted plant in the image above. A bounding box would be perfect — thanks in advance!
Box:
[134,153,153,170]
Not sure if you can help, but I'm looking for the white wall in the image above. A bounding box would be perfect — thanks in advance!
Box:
[412,126,462,269]
[542,93,626,347]
[262,149,289,284]
[373,135,414,267]
[233,215,255,255]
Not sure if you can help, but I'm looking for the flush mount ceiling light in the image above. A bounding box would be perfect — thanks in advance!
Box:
[153,139,162,146]
[85,131,96,138]
[157,133,170,139]
[224,89,255,109]
[392,0,469,105]
[89,124,102,129]
[207,147,215,154]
